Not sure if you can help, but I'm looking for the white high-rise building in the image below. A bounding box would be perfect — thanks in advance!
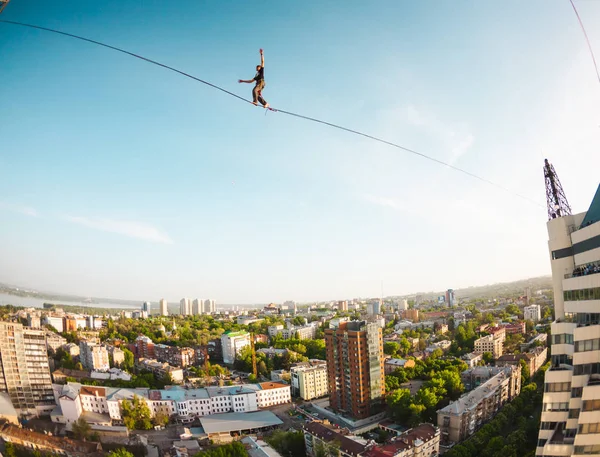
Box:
[79,340,110,371]
[180,298,191,316]
[159,298,168,316]
[193,299,203,315]
[221,331,251,364]
[204,299,216,314]
[524,304,542,322]
[535,180,600,457]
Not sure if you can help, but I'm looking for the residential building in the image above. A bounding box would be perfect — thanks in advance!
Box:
[524,304,542,322]
[192,299,203,315]
[240,436,283,457]
[364,424,440,457]
[535,181,600,456]
[338,300,348,312]
[294,324,318,340]
[438,365,521,444]
[221,331,251,364]
[160,298,168,316]
[268,325,284,338]
[135,335,155,359]
[45,331,67,353]
[474,333,503,359]
[325,320,385,419]
[461,365,514,391]
[496,346,548,376]
[291,360,328,400]
[254,382,291,407]
[303,421,368,457]
[79,340,110,371]
[502,321,526,334]
[0,322,55,417]
[180,298,191,316]
[207,338,223,362]
[142,301,151,315]
[155,344,195,367]
[384,358,416,375]
[42,315,64,333]
[137,358,184,383]
[461,352,483,368]
[398,299,409,311]
[107,346,125,367]
[85,315,103,330]
[402,309,419,322]
[367,300,381,316]
[204,299,216,314]
[27,314,41,329]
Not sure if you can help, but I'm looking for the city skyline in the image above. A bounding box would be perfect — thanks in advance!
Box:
[2,0,600,303]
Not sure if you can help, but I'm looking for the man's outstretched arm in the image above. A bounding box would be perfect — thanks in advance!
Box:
[260,48,264,68]
[238,79,254,83]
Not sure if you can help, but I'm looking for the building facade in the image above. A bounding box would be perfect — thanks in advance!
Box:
[438,365,521,444]
[204,299,216,314]
[160,298,168,316]
[180,298,191,316]
[536,183,600,457]
[324,320,385,419]
[79,340,110,371]
[135,335,155,359]
[290,360,328,400]
[221,331,251,364]
[0,322,55,417]
[155,344,195,368]
[474,333,503,359]
[524,304,542,322]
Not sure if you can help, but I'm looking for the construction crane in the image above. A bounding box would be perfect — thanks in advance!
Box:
[250,333,257,377]
[0,0,10,15]
[543,159,572,221]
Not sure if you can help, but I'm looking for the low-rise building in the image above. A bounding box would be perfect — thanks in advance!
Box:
[364,424,440,457]
[254,382,291,407]
[79,340,110,371]
[291,360,328,400]
[524,304,541,322]
[42,315,65,333]
[303,421,368,457]
[474,334,503,359]
[137,358,184,383]
[520,333,547,351]
[64,343,80,357]
[496,346,548,376]
[107,345,125,367]
[155,344,195,367]
[437,365,521,444]
[384,358,416,375]
[461,352,483,368]
[502,322,526,335]
[46,331,67,353]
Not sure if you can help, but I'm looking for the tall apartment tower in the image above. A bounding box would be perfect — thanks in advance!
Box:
[159,298,168,316]
[204,299,216,314]
[193,299,203,315]
[536,163,600,456]
[0,322,54,417]
[180,298,191,316]
[324,320,385,420]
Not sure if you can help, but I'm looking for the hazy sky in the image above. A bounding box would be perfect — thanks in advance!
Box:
[1,1,600,304]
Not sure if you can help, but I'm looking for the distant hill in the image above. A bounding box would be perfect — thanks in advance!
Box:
[389,276,553,302]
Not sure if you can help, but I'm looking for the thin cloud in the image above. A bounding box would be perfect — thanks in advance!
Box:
[362,194,406,211]
[0,202,39,217]
[403,104,475,164]
[66,215,173,244]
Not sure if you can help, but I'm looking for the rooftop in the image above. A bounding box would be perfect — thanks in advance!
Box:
[259,382,289,390]
[303,421,367,456]
[199,411,283,434]
[364,424,439,457]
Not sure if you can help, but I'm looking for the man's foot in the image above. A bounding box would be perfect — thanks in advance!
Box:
[252,101,258,106]
[264,103,270,109]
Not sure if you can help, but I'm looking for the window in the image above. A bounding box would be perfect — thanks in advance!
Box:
[545,382,571,392]
[576,339,600,352]
[573,387,584,398]
[574,363,600,376]
[553,334,574,345]
[569,409,580,419]
[574,444,600,454]
[580,423,600,434]
[583,400,600,411]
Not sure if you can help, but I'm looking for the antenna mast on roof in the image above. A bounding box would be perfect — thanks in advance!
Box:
[543,159,572,220]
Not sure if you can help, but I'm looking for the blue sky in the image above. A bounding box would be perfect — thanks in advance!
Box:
[1,0,600,304]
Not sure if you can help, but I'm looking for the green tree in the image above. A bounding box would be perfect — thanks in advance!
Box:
[108,449,135,457]
[519,359,531,384]
[121,394,153,430]
[71,417,91,440]
[248,373,257,383]
[266,431,306,457]
[153,411,170,427]
[482,352,494,364]
[4,442,16,457]
[384,342,400,356]
[122,348,135,371]
[193,442,248,457]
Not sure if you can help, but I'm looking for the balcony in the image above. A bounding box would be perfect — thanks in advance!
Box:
[565,261,600,279]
